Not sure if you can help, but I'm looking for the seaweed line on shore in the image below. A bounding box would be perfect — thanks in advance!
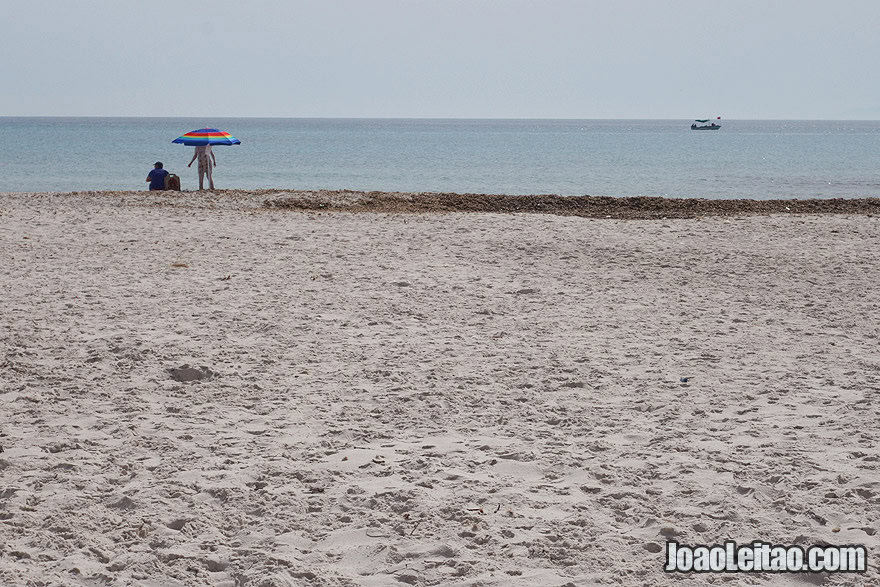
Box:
[262,190,880,219]
[5,189,880,219]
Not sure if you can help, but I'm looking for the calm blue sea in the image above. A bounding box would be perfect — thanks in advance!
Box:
[1,118,878,199]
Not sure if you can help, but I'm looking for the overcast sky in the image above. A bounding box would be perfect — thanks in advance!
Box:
[2,0,878,119]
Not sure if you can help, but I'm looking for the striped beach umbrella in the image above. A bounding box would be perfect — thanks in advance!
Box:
[172,128,241,146]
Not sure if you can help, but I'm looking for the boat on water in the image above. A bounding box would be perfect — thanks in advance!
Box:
[691,118,721,130]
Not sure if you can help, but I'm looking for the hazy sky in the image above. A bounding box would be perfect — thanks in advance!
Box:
[2,0,878,119]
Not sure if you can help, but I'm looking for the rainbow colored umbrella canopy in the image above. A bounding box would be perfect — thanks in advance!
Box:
[172,128,241,146]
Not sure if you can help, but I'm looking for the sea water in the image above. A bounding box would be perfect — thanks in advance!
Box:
[1,117,878,199]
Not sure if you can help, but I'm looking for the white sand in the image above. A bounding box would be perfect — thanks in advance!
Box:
[1,191,878,586]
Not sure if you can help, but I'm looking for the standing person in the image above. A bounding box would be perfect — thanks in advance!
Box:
[187,145,216,190]
[146,161,169,191]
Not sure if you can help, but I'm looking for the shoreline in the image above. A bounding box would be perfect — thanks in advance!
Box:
[3,189,879,219]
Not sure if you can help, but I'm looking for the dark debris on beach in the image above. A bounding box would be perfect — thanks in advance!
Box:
[262,190,880,220]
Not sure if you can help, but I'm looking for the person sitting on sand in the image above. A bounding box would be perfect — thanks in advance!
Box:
[187,145,216,190]
[146,161,169,191]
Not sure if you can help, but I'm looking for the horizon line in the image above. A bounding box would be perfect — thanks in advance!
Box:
[2,115,879,122]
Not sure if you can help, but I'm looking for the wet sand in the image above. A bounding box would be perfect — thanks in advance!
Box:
[1,190,878,586]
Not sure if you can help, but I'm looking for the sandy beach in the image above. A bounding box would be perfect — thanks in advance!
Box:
[1,190,878,586]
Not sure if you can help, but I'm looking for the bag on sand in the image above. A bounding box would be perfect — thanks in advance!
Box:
[165,173,181,191]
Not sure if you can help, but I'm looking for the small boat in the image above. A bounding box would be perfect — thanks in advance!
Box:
[691,118,721,130]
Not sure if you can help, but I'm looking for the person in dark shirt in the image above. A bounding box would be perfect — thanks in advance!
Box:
[146,161,170,190]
